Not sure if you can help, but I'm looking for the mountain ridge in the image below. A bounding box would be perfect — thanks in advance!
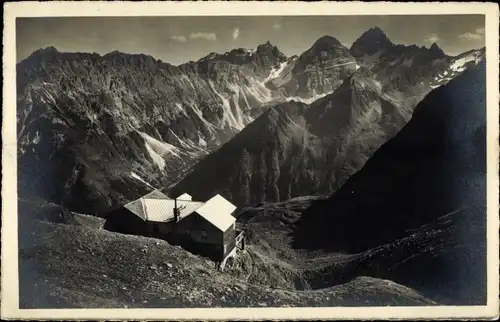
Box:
[17,28,485,215]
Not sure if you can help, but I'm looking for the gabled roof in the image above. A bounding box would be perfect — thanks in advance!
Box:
[123,189,170,220]
[177,193,192,201]
[194,194,236,232]
[122,191,238,230]
[143,199,204,222]
[143,189,171,200]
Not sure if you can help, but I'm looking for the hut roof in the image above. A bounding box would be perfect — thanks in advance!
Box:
[143,199,204,222]
[194,194,236,232]
[177,193,192,201]
[122,191,238,231]
[123,189,170,220]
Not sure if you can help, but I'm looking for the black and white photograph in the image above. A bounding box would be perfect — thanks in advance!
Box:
[2,1,499,321]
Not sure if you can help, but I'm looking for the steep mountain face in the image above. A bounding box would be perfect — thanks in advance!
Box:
[265,36,358,98]
[350,27,485,113]
[17,47,284,215]
[171,67,407,206]
[16,39,359,215]
[190,41,287,79]
[292,60,487,304]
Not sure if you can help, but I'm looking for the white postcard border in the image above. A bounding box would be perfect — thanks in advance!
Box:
[2,1,499,320]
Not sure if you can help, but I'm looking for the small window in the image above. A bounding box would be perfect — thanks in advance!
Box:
[201,230,207,239]
[224,244,227,253]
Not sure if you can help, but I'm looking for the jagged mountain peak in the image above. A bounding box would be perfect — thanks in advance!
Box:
[256,41,286,59]
[192,41,286,73]
[103,50,156,60]
[299,35,352,60]
[257,40,274,48]
[429,42,439,50]
[310,35,343,51]
[428,42,446,56]
[39,46,59,54]
[105,50,124,56]
[26,46,60,60]
[350,26,394,57]
[365,26,389,38]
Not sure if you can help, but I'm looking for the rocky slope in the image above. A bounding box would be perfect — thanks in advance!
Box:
[292,59,487,304]
[18,199,436,308]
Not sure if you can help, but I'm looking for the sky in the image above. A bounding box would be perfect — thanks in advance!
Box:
[16,15,486,65]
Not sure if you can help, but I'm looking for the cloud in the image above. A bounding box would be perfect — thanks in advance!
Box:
[169,35,187,43]
[459,32,483,40]
[273,23,282,30]
[189,32,217,41]
[232,27,240,40]
[458,27,485,41]
[423,33,440,45]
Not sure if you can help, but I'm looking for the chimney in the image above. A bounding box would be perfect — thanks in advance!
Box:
[174,198,180,222]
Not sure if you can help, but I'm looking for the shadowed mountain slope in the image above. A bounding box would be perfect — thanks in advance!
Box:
[291,59,487,304]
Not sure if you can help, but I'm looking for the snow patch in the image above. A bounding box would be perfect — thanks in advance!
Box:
[198,135,207,148]
[138,131,184,170]
[285,90,334,104]
[263,61,288,83]
[32,130,41,144]
[449,51,483,73]
[131,172,155,188]
[145,143,166,170]
[139,131,181,158]
[175,103,185,113]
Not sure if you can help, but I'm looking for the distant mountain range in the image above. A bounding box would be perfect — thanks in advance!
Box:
[16,26,484,214]
[170,29,484,206]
